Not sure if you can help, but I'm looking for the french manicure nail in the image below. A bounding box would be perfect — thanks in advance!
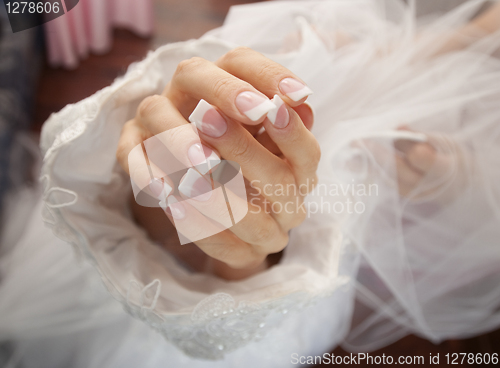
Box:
[188,143,221,175]
[235,91,275,121]
[160,196,186,220]
[279,78,313,101]
[149,178,172,200]
[267,95,290,128]
[189,99,227,138]
[178,168,212,201]
[166,196,186,220]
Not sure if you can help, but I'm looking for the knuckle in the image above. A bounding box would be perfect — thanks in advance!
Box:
[175,57,206,76]
[231,46,252,56]
[115,120,137,169]
[251,220,277,245]
[220,46,251,65]
[228,134,255,165]
[162,123,189,148]
[211,76,235,100]
[255,62,281,81]
[268,231,289,253]
[137,95,163,120]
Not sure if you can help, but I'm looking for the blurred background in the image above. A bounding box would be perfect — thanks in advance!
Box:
[0,0,498,366]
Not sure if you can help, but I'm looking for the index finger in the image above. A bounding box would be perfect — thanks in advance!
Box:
[216,47,313,106]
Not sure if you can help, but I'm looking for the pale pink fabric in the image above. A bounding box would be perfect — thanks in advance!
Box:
[44,0,153,69]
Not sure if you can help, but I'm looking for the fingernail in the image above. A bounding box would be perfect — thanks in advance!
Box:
[189,99,227,138]
[187,143,221,175]
[235,91,275,122]
[279,78,313,101]
[178,168,212,201]
[267,95,290,128]
[149,178,172,200]
[160,196,186,220]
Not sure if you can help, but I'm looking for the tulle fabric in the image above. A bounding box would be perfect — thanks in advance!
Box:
[219,0,500,351]
[1,0,500,366]
[44,0,154,69]
[0,195,354,368]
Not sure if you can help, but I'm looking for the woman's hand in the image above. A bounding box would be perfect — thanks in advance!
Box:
[116,47,319,279]
[393,132,472,202]
[363,128,472,202]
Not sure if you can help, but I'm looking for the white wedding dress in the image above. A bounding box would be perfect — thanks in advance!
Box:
[1,1,500,367]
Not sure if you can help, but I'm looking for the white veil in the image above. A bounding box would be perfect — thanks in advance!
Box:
[213,0,500,350]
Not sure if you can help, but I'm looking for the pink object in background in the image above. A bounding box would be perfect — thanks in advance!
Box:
[44,0,154,69]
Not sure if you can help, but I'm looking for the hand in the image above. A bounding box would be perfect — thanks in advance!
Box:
[116,47,319,279]
[393,131,471,202]
[363,128,471,202]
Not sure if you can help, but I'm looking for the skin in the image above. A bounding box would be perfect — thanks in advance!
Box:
[426,1,500,55]
[117,4,500,280]
[467,1,500,34]
[116,47,319,280]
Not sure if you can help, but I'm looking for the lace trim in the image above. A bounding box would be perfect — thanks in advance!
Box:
[123,288,317,360]
[121,272,348,360]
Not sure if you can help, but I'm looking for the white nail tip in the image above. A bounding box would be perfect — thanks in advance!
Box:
[195,151,221,175]
[243,100,276,121]
[167,196,178,206]
[161,196,183,219]
[157,181,172,211]
[286,86,313,101]
[167,196,186,220]
[155,182,173,201]
[188,99,212,128]
[207,151,221,170]
[178,168,212,201]
[267,95,285,125]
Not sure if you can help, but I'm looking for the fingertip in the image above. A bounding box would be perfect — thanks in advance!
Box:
[165,195,186,220]
[267,95,290,129]
[235,91,275,124]
[279,77,313,103]
[149,178,173,200]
